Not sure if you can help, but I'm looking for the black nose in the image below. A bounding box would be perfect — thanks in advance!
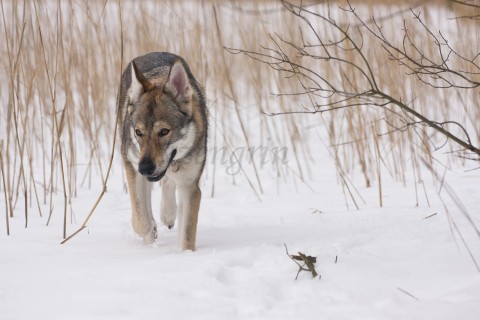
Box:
[138,159,156,176]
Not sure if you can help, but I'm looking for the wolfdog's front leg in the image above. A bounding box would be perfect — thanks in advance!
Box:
[160,176,177,229]
[124,161,157,244]
[176,183,201,251]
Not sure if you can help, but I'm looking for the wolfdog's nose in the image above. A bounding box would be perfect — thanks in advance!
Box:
[138,159,156,176]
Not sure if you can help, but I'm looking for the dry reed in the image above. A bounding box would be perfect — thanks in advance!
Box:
[0,0,478,237]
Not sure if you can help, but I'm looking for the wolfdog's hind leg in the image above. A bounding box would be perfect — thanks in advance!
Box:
[160,176,177,229]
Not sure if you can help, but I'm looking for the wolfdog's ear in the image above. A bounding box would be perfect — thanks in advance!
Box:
[128,61,154,102]
[164,61,193,116]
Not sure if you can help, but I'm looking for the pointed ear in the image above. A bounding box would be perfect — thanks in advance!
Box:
[164,61,193,115]
[128,61,154,101]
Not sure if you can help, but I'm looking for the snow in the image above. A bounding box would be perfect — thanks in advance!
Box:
[1,145,480,320]
[1,2,479,317]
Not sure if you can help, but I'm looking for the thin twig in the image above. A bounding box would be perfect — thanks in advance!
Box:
[397,287,420,301]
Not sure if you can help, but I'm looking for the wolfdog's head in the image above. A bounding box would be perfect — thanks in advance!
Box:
[124,61,196,182]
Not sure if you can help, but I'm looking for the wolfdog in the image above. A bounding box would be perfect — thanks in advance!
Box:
[117,52,207,250]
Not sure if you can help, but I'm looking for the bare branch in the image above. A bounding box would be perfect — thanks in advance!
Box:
[226,0,480,160]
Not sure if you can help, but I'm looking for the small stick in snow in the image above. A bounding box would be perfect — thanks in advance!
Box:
[309,208,323,214]
[284,243,319,280]
[423,212,438,219]
[396,287,420,301]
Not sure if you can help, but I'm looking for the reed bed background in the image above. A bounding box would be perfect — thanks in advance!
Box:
[0,0,478,237]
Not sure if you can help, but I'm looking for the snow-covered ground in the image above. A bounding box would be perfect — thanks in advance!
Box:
[1,142,480,320]
[1,1,479,318]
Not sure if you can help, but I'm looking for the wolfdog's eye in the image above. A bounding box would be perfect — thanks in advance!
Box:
[134,129,143,137]
[159,129,170,137]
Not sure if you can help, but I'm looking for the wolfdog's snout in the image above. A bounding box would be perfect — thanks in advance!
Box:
[138,159,156,177]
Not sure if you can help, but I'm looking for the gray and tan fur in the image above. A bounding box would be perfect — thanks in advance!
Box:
[117,52,207,250]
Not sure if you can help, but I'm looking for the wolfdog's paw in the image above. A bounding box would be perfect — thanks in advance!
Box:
[142,224,158,245]
[160,211,176,229]
[180,239,196,252]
